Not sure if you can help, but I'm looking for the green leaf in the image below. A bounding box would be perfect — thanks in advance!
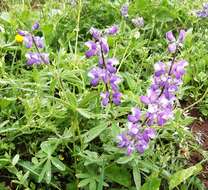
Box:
[116,155,134,164]
[77,108,95,119]
[45,160,51,184]
[84,123,108,143]
[78,179,90,188]
[18,161,40,177]
[133,166,141,190]
[12,154,20,166]
[89,180,97,190]
[78,91,99,108]
[51,157,66,171]
[40,141,56,156]
[141,176,161,190]
[38,161,47,183]
[105,164,131,187]
[169,164,203,190]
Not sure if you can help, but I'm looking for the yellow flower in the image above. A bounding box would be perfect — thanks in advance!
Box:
[15,34,24,43]
[59,154,64,161]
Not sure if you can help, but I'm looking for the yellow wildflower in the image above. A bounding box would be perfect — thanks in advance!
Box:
[59,154,64,161]
[15,34,24,43]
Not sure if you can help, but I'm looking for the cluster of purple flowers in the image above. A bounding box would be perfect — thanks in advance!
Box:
[18,22,49,65]
[196,3,208,18]
[118,108,156,155]
[166,30,186,53]
[85,25,122,106]
[120,3,144,28]
[131,17,144,28]
[120,3,129,18]
[118,30,188,155]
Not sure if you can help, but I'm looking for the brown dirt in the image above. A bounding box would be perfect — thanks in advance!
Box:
[185,103,208,188]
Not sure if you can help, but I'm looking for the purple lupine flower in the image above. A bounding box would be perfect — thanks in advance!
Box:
[34,36,44,48]
[32,22,39,31]
[23,35,33,48]
[99,38,109,54]
[168,43,177,53]
[196,3,208,18]
[101,91,110,106]
[166,31,176,42]
[18,30,28,36]
[127,123,139,135]
[88,67,102,87]
[128,108,141,123]
[154,61,166,77]
[131,17,144,28]
[106,58,119,73]
[105,25,119,35]
[166,30,186,53]
[110,75,121,91]
[178,29,186,43]
[118,31,188,155]
[25,52,49,65]
[120,3,128,17]
[112,91,122,105]
[89,27,102,40]
[118,134,129,147]
[143,128,156,141]
[18,23,49,66]
[86,26,122,106]
[85,41,97,58]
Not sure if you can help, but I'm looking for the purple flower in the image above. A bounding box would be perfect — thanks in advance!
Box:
[106,25,119,35]
[86,26,121,107]
[34,36,44,48]
[166,31,176,42]
[85,41,97,58]
[196,3,208,18]
[168,43,177,53]
[23,35,33,48]
[99,38,109,54]
[127,123,139,135]
[112,91,122,105]
[128,108,141,123]
[178,29,186,43]
[171,60,188,79]
[25,52,49,65]
[88,67,102,87]
[117,134,129,147]
[135,139,149,154]
[131,17,144,28]
[89,27,102,40]
[154,61,166,77]
[120,3,128,17]
[32,22,39,31]
[166,30,186,53]
[143,128,156,141]
[18,30,28,36]
[106,58,118,73]
[101,91,110,106]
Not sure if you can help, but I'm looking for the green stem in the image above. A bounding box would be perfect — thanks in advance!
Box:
[74,0,82,57]
[184,87,208,111]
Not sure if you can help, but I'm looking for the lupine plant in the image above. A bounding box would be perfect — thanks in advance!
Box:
[118,30,188,155]
[1,1,208,190]
[85,26,122,106]
[196,3,208,18]
[15,22,49,65]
